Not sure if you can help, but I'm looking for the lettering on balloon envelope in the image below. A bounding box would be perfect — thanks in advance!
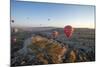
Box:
[11,0,95,66]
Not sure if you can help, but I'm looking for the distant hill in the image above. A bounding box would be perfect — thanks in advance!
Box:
[11,27,58,32]
[11,27,95,33]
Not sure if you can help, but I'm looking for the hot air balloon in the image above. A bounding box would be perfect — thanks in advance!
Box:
[48,18,50,21]
[13,37,17,42]
[52,31,59,39]
[11,36,17,44]
[14,28,18,33]
[27,17,29,19]
[11,20,14,23]
[64,25,74,38]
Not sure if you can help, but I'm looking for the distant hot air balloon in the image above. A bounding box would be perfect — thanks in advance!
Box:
[13,37,17,42]
[52,31,59,39]
[27,17,29,19]
[11,20,14,23]
[11,36,17,44]
[64,25,74,38]
[48,18,50,21]
[40,24,42,26]
[14,28,18,33]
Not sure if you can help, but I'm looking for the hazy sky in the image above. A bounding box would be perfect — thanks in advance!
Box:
[11,0,95,28]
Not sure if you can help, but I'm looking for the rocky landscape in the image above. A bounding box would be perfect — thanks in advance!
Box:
[11,27,95,66]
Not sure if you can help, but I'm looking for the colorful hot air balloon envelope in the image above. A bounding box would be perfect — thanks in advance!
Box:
[64,25,74,38]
